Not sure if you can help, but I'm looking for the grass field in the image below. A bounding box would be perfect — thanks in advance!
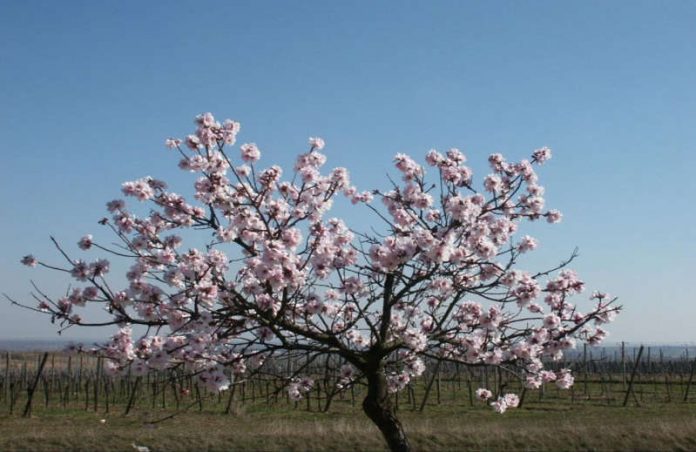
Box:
[3,399,696,451]
[3,351,696,450]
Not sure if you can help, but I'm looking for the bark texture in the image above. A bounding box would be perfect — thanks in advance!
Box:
[362,372,411,452]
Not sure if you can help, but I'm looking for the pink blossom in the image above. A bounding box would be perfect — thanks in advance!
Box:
[199,367,230,392]
[121,178,156,201]
[488,153,507,172]
[70,260,90,281]
[587,327,608,345]
[78,234,93,250]
[476,388,493,400]
[393,153,423,181]
[387,372,411,393]
[425,149,444,166]
[556,368,575,389]
[288,377,314,401]
[235,165,251,177]
[21,255,38,267]
[196,112,216,128]
[165,138,182,149]
[503,393,520,408]
[484,174,502,192]
[490,397,508,414]
[89,259,110,277]
[446,148,466,163]
[185,134,201,150]
[546,209,563,223]
[532,146,552,164]
[240,143,261,162]
[517,235,538,253]
[308,137,325,150]
[222,119,241,144]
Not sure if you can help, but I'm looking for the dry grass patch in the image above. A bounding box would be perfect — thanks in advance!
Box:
[2,402,696,451]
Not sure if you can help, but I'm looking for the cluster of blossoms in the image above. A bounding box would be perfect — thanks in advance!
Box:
[523,368,575,390]
[20,112,619,416]
[287,377,315,401]
[385,353,427,393]
[475,388,520,413]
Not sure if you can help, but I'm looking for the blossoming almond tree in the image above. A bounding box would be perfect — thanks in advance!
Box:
[15,113,619,452]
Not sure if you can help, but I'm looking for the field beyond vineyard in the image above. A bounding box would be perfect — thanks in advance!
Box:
[2,349,696,451]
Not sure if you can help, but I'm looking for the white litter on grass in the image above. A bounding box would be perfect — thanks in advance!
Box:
[131,443,150,452]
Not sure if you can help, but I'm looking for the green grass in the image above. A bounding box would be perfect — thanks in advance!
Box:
[3,399,696,451]
[3,354,695,451]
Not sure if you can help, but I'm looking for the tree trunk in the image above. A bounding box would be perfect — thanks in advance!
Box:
[362,372,411,452]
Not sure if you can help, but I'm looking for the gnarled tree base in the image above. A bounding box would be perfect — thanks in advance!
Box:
[363,372,411,452]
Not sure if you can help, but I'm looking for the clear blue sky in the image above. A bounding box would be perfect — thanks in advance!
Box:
[1,0,695,343]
